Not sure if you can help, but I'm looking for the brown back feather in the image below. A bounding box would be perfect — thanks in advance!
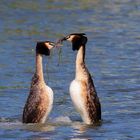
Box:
[82,66,101,123]
[22,77,49,123]
[86,74,101,122]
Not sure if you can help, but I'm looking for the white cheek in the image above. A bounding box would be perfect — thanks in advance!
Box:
[48,45,53,49]
[68,36,75,41]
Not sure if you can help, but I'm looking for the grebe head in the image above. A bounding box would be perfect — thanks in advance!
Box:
[58,33,87,51]
[36,41,55,55]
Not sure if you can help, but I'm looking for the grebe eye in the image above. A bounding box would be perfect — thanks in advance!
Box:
[49,42,55,46]
[66,35,70,39]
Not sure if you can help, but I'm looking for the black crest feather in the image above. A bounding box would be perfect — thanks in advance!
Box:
[71,34,87,51]
[70,33,86,36]
[36,42,50,56]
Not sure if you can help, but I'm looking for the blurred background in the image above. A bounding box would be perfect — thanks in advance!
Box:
[0,0,140,139]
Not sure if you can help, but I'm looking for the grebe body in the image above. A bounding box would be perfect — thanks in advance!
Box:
[59,33,101,124]
[22,41,55,123]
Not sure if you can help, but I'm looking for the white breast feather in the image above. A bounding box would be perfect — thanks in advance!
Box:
[70,80,83,112]
[41,85,53,123]
[70,80,90,124]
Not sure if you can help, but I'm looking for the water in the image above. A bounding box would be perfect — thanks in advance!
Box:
[0,0,140,139]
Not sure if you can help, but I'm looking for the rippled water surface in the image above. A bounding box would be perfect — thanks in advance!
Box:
[0,0,140,139]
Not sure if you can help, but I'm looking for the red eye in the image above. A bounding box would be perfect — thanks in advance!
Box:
[66,36,70,39]
[49,42,55,46]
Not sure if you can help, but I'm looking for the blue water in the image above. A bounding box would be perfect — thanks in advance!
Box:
[0,0,140,139]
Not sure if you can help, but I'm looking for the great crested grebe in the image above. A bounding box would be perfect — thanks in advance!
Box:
[22,41,55,123]
[59,33,101,124]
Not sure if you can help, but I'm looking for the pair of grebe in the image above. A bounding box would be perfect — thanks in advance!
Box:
[22,33,101,124]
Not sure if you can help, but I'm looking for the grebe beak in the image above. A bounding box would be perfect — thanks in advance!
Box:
[59,37,67,42]
[55,37,66,47]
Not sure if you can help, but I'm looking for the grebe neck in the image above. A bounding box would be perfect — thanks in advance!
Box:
[75,45,87,80]
[35,53,44,82]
